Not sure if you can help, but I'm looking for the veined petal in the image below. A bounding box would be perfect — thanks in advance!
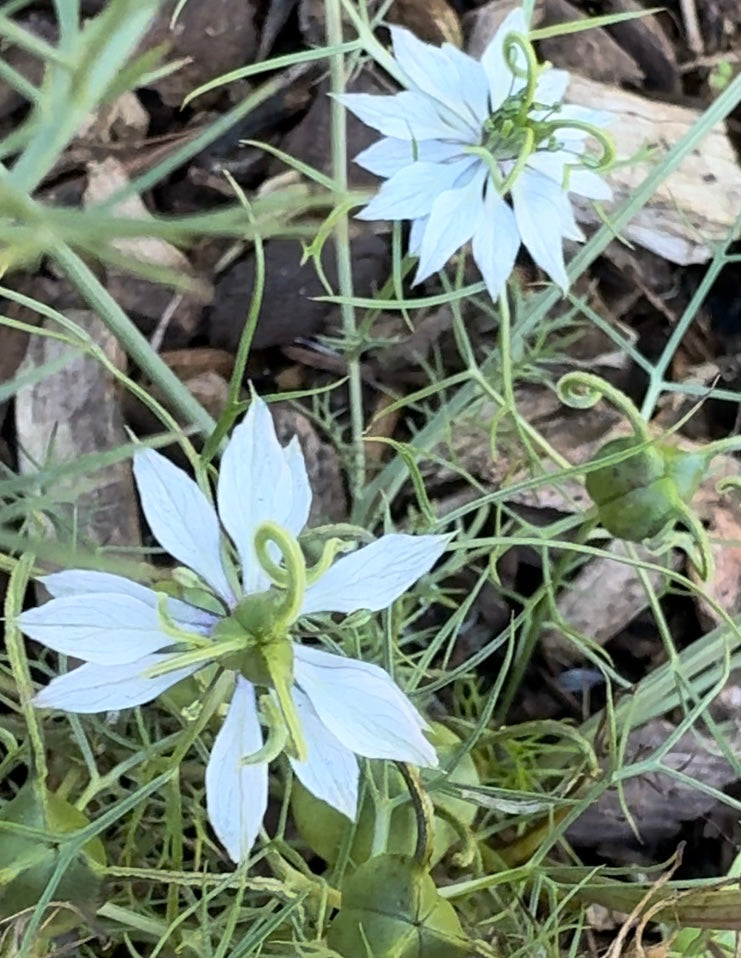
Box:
[33,653,197,712]
[217,396,294,594]
[357,158,477,222]
[566,168,613,200]
[288,686,358,820]
[336,90,463,141]
[442,43,491,127]
[205,677,268,863]
[512,169,570,291]
[282,437,311,538]
[534,67,570,104]
[19,594,183,665]
[390,27,485,137]
[354,137,464,179]
[294,646,438,767]
[414,165,487,284]
[133,449,234,606]
[40,570,219,632]
[408,215,429,257]
[480,8,529,113]
[471,184,521,299]
[300,533,450,616]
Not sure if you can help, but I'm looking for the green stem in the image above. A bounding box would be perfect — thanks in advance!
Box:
[396,762,435,869]
[327,0,365,506]
[557,372,652,440]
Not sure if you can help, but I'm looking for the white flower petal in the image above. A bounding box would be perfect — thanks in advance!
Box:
[442,42,491,127]
[19,594,184,665]
[40,570,219,631]
[555,105,613,139]
[133,449,234,606]
[408,215,429,257]
[33,653,197,712]
[534,68,570,104]
[414,166,487,284]
[354,137,464,179]
[206,677,268,863]
[282,437,311,537]
[337,90,462,141]
[217,397,294,594]
[512,169,570,291]
[558,192,585,242]
[471,184,521,299]
[567,168,613,200]
[480,8,529,112]
[390,27,485,136]
[300,533,450,616]
[525,150,570,188]
[288,687,358,820]
[357,158,477,222]
[294,646,438,767]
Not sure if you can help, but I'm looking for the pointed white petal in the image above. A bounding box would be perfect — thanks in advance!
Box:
[19,594,184,665]
[336,90,463,141]
[217,397,293,594]
[566,168,613,200]
[133,449,234,605]
[294,646,438,766]
[480,8,529,112]
[282,437,311,537]
[354,137,464,178]
[442,42,490,126]
[554,105,613,138]
[33,653,198,712]
[471,184,521,299]
[288,687,358,820]
[206,677,268,863]
[512,170,570,291]
[525,150,570,188]
[408,215,429,257]
[390,27,485,136]
[300,533,450,616]
[534,68,570,104]
[357,158,477,222]
[558,193,585,242]
[40,570,219,632]
[414,166,486,284]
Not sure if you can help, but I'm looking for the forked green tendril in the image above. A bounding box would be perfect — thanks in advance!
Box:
[547,119,616,173]
[155,594,213,648]
[144,636,246,679]
[254,521,307,629]
[241,695,289,766]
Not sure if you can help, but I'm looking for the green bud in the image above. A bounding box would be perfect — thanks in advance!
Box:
[327,854,471,958]
[0,781,106,923]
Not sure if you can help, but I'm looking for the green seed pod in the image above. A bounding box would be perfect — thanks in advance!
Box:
[327,854,471,958]
[585,436,665,508]
[292,724,478,869]
[0,781,106,922]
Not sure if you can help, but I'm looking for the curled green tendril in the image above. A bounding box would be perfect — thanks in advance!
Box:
[503,32,540,113]
[241,695,289,766]
[306,537,345,586]
[500,125,535,194]
[396,762,436,869]
[671,502,714,581]
[155,594,212,648]
[547,119,616,173]
[557,372,652,441]
[254,521,307,629]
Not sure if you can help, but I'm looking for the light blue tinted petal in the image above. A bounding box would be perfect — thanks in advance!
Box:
[217,396,293,594]
[390,27,485,136]
[526,150,570,187]
[33,653,197,712]
[293,646,438,766]
[512,170,569,291]
[559,196,585,242]
[567,168,613,200]
[480,8,529,112]
[555,105,613,138]
[354,137,464,178]
[133,449,234,606]
[414,166,487,284]
[336,91,461,141]
[288,686,358,820]
[40,570,218,632]
[357,158,477,221]
[19,594,179,665]
[534,68,570,104]
[300,533,451,616]
[408,216,429,257]
[206,677,268,863]
[282,436,311,537]
[471,184,521,299]
[442,43,490,126]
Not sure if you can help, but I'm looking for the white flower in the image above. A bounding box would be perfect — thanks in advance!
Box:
[18,397,450,863]
[338,8,613,298]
